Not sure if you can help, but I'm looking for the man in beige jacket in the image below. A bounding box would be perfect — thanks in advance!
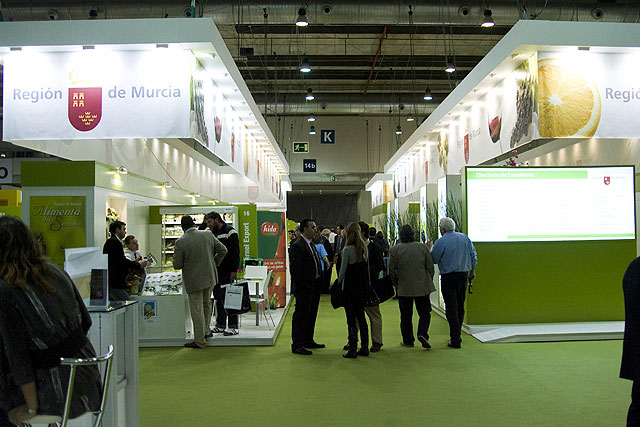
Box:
[173,215,228,348]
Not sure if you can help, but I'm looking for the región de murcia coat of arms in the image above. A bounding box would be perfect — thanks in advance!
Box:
[68,87,102,131]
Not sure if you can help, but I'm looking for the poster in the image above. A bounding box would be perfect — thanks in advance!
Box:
[257,210,287,308]
[30,196,86,266]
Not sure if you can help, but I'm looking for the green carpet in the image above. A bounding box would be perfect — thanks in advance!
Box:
[139,295,630,426]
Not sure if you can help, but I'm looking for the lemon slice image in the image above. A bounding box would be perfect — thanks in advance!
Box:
[538,58,601,137]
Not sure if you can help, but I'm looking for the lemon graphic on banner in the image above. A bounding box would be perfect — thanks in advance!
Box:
[538,58,601,138]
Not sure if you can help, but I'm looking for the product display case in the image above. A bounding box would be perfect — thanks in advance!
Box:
[155,206,238,271]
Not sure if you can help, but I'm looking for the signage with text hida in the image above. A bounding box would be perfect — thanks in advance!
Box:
[465,166,635,242]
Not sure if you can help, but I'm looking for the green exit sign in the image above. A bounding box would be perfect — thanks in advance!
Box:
[293,142,309,153]
[330,176,336,182]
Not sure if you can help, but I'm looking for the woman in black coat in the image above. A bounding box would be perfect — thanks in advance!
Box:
[0,216,101,425]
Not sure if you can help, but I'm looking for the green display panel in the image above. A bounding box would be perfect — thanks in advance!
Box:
[466,240,635,324]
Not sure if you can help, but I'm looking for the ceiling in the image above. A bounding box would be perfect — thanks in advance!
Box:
[1,0,638,121]
[0,1,638,195]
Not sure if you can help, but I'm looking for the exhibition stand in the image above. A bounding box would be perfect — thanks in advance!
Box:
[382,20,640,342]
[1,18,292,349]
[137,204,291,347]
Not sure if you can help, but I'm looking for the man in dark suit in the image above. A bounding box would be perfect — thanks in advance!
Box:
[103,221,147,302]
[622,256,640,426]
[289,218,325,355]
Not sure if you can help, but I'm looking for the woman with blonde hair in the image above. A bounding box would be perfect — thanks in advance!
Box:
[336,222,370,358]
[0,216,101,425]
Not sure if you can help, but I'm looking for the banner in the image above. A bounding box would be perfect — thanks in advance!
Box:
[256,210,287,308]
[30,196,86,266]
[3,50,191,140]
[538,51,640,138]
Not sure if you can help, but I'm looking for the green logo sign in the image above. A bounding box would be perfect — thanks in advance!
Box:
[293,142,309,153]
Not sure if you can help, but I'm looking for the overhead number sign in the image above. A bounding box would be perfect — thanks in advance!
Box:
[303,159,317,172]
[320,130,335,144]
[293,142,309,153]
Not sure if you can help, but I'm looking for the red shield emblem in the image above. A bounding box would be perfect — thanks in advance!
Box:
[68,87,102,131]
[604,176,610,185]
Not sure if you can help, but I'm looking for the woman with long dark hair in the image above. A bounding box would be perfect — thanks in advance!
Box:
[0,216,101,425]
[336,222,370,358]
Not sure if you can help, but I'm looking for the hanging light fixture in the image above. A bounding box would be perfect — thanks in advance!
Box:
[481,10,495,28]
[445,62,456,73]
[299,57,311,73]
[395,125,403,135]
[309,125,317,135]
[406,115,415,122]
[307,114,316,122]
[305,88,315,101]
[295,8,308,26]
[423,88,433,100]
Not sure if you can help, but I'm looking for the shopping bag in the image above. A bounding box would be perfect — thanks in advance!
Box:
[224,281,251,315]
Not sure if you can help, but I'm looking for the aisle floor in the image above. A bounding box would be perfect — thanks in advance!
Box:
[139,295,630,427]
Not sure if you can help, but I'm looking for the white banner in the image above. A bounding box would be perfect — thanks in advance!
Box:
[3,50,191,140]
[538,51,640,138]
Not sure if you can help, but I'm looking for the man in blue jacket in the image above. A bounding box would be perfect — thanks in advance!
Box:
[431,217,477,349]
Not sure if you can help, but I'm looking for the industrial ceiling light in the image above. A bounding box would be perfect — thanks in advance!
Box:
[305,88,315,101]
[445,63,456,73]
[295,8,308,26]
[299,57,311,73]
[423,88,433,100]
[481,10,495,27]
[395,125,403,135]
[309,125,317,135]
[406,115,415,122]
[117,166,128,175]
[162,181,172,189]
[307,114,316,122]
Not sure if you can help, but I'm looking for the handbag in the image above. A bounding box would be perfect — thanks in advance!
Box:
[363,259,380,307]
[224,281,251,315]
[372,275,395,303]
[330,279,343,309]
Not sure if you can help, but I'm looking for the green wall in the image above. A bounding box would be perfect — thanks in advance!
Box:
[466,240,635,324]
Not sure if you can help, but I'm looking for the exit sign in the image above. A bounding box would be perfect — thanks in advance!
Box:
[293,142,309,153]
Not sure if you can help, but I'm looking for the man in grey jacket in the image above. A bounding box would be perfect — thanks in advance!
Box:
[389,224,436,349]
[173,215,227,348]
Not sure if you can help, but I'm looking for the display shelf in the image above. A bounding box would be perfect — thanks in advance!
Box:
[158,207,237,272]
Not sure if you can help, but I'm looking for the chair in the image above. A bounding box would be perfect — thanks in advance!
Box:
[26,345,114,427]
[252,270,276,329]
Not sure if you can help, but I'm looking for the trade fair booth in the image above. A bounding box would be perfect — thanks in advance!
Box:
[381,20,640,343]
[1,18,290,426]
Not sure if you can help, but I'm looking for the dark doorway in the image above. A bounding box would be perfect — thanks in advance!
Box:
[287,193,357,228]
